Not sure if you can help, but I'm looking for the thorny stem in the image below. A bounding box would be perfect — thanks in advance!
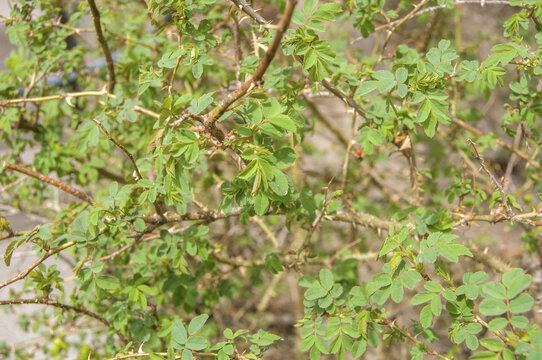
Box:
[229,0,269,26]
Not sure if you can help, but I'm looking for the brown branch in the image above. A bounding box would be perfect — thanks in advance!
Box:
[87,0,116,92]
[2,162,93,203]
[452,117,540,170]
[321,79,365,118]
[297,177,335,259]
[229,0,269,26]
[0,241,75,290]
[379,0,430,57]
[92,119,143,180]
[452,210,542,227]
[0,91,159,119]
[0,297,127,343]
[204,0,297,140]
[467,139,513,216]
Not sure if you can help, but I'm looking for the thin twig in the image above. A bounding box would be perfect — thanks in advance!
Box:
[452,117,540,170]
[0,91,159,119]
[296,177,335,259]
[467,139,513,216]
[0,297,127,343]
[92,119,143,180]
[341,112,357,190]
[87,0,116,92]
[351,0,514,44]
[321,79,365,118]
[0,241,75,290]
[3,162,93,203]
[379,0,430,58]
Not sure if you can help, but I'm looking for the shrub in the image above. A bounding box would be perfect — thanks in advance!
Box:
[1,0,542,359]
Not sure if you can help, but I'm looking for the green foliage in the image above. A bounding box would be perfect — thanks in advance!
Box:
[1,0,542,360]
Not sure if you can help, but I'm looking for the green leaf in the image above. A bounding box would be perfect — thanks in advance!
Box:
[510,315,529,328]
[509,293,534,314]
[412,292,434,305]
[271,147,296,169]
[488,317,508,331]
[267,114,297,133]
[188,93,214,115]
[479,299,507,316]
[470,351,499,360]
[420,304,433,328]
[395,67,408,83]
[171,321,188,347]
[133,218,146,232]
[95,276,120,290]
[185,336,208,351]
[303,0,318,15]
[482,282,507,300]
[356,80,378,97]
[424,281,443,293]
[305,284,328,300]
[465,334,479,351]
[254,193,270,215]
[270,168,289,196]
[502,268,531,299]
[481,339,504,352]
[319,269,334,291]
[265,253,283,274]
[188,314,208,335]
[378,236,400,257]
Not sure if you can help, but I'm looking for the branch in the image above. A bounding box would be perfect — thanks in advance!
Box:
[452,117,540,170]
[467,139,513,216]
[2,162,93,203]
[452,210,542,227]
[0,91,159,119]
[92,119,143,180]
[87,0,116,92]
[0,241,75,290]
[203,0,297,140]
[229,0,269,26]
[321,79,365,118]
[0,297,127,343]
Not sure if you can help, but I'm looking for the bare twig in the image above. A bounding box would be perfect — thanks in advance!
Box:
[452,117,539,170]
[3,162,93,203]
[0,91,159,119]
[504,122,523,191]
[87,0,116,92]
[0,297,127,343]
[296,177,336,260]
[321,79,365,118]
[379,0,430,57]
[467,139,513,216]
[92,119,143,180]
[351,0,514,44]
